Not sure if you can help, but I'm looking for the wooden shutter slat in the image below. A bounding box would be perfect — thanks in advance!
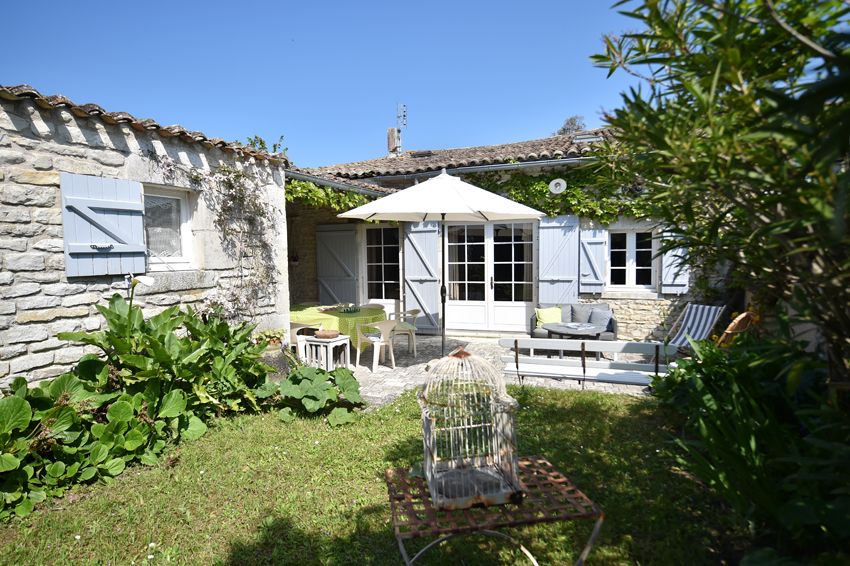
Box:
[61,173,146,277]
[537,215,579,305]
[579,225,607,294]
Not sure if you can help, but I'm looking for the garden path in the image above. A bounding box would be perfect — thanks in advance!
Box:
[352,334,646,407]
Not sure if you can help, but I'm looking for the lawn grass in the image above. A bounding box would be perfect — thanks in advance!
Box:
[0,387,749,565]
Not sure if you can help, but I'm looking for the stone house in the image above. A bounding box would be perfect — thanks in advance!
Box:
[286,131,694,340]
[0,85,290,387]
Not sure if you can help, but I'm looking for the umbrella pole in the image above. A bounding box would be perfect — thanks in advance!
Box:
[440,213,447,356]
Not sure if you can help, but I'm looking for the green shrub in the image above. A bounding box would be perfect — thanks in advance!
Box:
[652,335,850,558]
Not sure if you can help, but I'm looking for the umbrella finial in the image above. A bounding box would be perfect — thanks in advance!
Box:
[441,168,447,175]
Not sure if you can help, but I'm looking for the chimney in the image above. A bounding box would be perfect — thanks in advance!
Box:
[387,127,401,157]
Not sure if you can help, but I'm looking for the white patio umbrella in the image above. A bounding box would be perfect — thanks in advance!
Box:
[338,171,544,355]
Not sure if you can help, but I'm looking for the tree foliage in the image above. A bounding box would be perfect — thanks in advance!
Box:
[592,0,850,388]
[553,114,586,136]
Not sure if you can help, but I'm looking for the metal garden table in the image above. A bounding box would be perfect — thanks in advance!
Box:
[385,456,604,566]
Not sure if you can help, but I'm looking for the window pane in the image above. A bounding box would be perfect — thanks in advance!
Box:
[383,228,399,246]
[366,229,381,245]
[449,264,465,282]
[494,224,512,242]
[384,246,399,264]
[368,283,383,299]
[515,224,532,242]
[467,284,485,301]
[514,243,531,262]
[514,263,532,282]
[145,196,182,258]
[467,225,484,243]
[448,226,465,243]
[611,268,626,285]
[367,265,382,282]
[636,232,653,249]
[610,233,627,249]
[493,243,511,262]
[610,250,627,267]
[636,268,653,285]
[514,283,533,302]
[384,265,400,282]
[448,245,465,262]
[494,283,512,301]
[636,250,653,268]
[467,264,485,282]
[450,283,465,301]
[385,282,400,299]
[467,244,485,262]
[367,247,382,263]
[494,264,512,282]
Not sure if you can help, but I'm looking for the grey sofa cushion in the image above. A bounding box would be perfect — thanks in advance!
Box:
[572,303,609,323]
[589,307,613,329]
[531,327,549,339]
[560,307,573,323]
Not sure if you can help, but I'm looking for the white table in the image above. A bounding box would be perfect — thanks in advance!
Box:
[304,335,351,371]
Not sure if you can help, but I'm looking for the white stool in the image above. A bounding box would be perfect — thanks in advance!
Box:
[305,335,351,371]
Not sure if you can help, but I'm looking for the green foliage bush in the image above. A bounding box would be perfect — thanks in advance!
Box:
[0,293,363,521]
[652,334,850,559]
[256,365,363,427]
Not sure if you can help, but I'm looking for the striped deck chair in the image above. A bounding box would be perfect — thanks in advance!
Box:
[666,303,726,351]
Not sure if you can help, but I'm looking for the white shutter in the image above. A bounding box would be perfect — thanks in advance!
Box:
[579,224,607,294]
[537,215,579,305]
[316,225,358,304]
[661,233,690,295]
[60,173,146,277]
[403,221,440,334]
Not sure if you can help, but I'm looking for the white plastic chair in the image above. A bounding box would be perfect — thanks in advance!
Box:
[390,309,420,357]
[355,320,397,372]
[290,323,321,361]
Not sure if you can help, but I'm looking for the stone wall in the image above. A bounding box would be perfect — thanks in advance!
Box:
[581,295,690,341]
[0,97,290,387]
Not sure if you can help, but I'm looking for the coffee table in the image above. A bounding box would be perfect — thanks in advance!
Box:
[542,322,607,340]
[542,323,607,360]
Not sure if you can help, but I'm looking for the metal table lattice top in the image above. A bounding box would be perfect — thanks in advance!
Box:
[386,456,603,541]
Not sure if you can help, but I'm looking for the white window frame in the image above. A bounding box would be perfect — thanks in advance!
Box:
[607,229,658,290]
[143,186,194,272]
[363,225,401,301]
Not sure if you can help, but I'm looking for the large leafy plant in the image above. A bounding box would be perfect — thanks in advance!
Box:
[256,365,363,427]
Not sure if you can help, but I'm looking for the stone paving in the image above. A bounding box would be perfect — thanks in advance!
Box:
[352,334,648,408]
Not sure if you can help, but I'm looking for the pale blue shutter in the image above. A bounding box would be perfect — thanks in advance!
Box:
[316,224,358,304]
[403,221,440,334]
[60,173,146,277]
[579,224,607,294]
[537,215,579,305]
[661,233,690,295]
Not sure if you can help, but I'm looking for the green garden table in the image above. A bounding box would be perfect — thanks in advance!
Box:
[290,305,386,350]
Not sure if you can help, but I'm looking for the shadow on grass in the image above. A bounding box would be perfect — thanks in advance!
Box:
[222,388,748,565]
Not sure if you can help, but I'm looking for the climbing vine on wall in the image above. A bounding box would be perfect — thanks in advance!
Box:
[466,167,649,224]
[285,179,368,211]
[143,150,280,321]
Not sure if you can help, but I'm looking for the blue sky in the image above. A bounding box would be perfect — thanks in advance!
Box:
[3,1,637,168]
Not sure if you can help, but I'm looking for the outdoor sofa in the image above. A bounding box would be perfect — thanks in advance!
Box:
[530,303,618,341]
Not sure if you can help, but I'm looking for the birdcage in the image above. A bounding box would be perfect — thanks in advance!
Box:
[418,348,523,510]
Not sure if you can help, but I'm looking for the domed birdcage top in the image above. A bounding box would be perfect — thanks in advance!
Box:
[421,348,509,408]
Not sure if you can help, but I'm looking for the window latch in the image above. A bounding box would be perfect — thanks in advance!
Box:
[89,244,114,251]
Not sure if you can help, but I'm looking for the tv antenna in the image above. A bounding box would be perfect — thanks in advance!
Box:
[388,104,407,156]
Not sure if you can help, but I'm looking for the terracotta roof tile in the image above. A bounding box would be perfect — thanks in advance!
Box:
[312,130,607,179]
[0,84,288,165]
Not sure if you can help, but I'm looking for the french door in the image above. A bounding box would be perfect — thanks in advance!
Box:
[444,222,534,332]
